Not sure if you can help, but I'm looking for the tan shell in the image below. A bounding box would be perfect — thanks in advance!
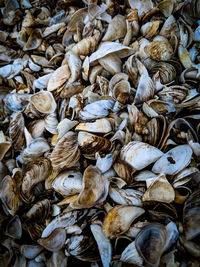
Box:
[144,40,173,61]
[28,119,45,139]
[102,205,145,239]
[98,53,122,75]
[47,64,70,92]
[30,91,56,114]
[102,15,127,41]
[50,131,80,171]
[0,131,11,161]
[78,131,114,160]
[70,165,109,209]
[23,29,42,51]
[142,174,175,203]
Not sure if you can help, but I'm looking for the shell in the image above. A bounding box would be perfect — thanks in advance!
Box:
[79,99,114,120]
[75,118,114,134]
[33,74,52,90]
[70,165,109,209]
[120,241,143,265]
[26,199,51,222]
[38,228,66,252]
[52,170,82,197]
[0,175,20,216]
[21,158,52,202]
[120,141,163,172]
[152,145,193,175]
[57,118,78,140]
[102,205,145,239]
[90,224,112,267]
[50,131,80,171]
[41,209,87,238]
[21,138,50,164]
[102,15,127,41]
[89,42,134,65]
[144,40,173,61]
[142,174,175,203]
[0,131,11,160]
[78,131,114,160]
[44,112,58,134]
[98,53,122,75]
[5,215,22,239]
[23,29,42,51]
[30,91,56,114]
[47,65,70,92]
[4,93,31,112]
[109,187,143,206]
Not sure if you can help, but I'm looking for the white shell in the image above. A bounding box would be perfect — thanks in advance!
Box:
[152,145,193,175]
[120,141,163,171]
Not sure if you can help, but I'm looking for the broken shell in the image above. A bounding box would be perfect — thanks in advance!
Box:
[70,165,109,209]
[152,145,193,175]
[38,228,66,252]
[50,131,80,171]
[30,91,56,114]
[102,205,145,239]
[120,141,163,172]
[52,170,82,197]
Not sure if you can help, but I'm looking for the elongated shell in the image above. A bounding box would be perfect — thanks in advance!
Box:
[9,112,25,150]
[21,158,52,202]
[47,64,70,92]
[50,131,80,171]
[75,118,113,134]
[102,205,145,239]
[90,224,112,267]
[70,165,109,209]
[120,141,163,172]
[152,145,193,175]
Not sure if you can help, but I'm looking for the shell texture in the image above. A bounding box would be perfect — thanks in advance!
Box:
[1,0,200,266]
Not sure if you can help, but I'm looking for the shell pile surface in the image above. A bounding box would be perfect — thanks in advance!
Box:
[0,0,200,266]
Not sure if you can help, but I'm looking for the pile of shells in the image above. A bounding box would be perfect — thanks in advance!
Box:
[0,0,200,266]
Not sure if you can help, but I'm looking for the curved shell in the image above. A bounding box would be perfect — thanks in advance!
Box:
[70,165,109,209]
[30,91,56,114]
[135,223,167,267]
[0,175,20,216]
[38,228,66,252]
[50,131,80,171]
[75,118,113,134]
[9,112,25,150]
[102,205,145,239]
[152,145,193,175]
[102,15,127,41]
[21,158,52,202]
[144,40,173,61]
[78,131,114,160]
[52,170,82,197]
[120,141,163,172]
[26,199,51,222]
[23,29,42,51]
[142,174,175,203]
[47,65,70,92]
